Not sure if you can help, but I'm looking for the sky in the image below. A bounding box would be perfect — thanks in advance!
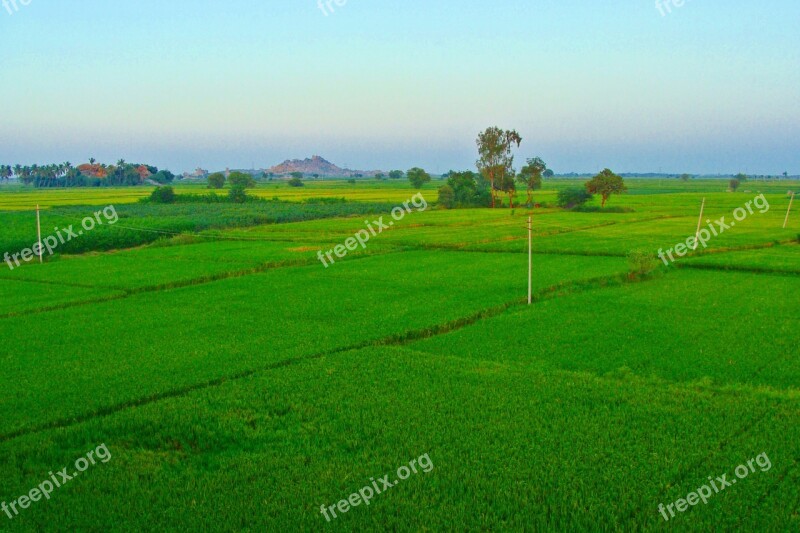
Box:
[0,0,798,174]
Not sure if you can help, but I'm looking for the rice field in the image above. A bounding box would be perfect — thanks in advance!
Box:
[0,180,798,531]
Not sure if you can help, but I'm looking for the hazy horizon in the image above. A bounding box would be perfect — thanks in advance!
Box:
[1,0,798,175]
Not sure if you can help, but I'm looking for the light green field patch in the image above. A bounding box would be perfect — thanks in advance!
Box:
[0,251,627,436]
[410,269,800,391]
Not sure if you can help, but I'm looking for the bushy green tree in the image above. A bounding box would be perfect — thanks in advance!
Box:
[228,171,256,188]
[407,167,431,189]
[517,157,547,206]
[441,170,491,208]
[208,173,225,189]
[585,169,627,207]
[497,172,517,208]
[389,170,404,180]
[288,177,304,187]
[437,185,456,208]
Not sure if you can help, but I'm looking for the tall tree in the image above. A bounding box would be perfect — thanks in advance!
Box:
[585,169,627,207]
[476,127,522,208]
[517,157,547,206]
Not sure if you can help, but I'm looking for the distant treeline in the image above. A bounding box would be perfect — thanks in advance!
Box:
[553,172,795,180]
[0,161,175,188]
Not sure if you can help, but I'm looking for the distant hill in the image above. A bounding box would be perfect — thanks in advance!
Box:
[267,156,382,177]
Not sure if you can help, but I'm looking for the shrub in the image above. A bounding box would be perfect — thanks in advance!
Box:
[149,186,176,204]
[288,177,304,187]
[627,250,660,278]
[228,185,248,203]
[557,188,593,209]
[303,197,347,204]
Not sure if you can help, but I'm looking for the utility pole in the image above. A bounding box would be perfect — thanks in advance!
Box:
[528,216,532,305]
[36,204,43,263]
[694,198,706,251]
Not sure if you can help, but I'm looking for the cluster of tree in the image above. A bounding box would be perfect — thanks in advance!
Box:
[475,127,523,208]
[1,160,174,187]
[207,171,258,202]
[472,127,555,209]
[435,127,628,210]
[437,171,492,208]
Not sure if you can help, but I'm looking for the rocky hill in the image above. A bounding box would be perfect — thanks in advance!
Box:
[267,156,381,177]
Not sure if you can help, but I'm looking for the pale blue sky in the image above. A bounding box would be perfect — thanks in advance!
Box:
[1,0,798,174]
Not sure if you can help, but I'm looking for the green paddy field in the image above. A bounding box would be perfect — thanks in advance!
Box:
[0,179,798,531]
